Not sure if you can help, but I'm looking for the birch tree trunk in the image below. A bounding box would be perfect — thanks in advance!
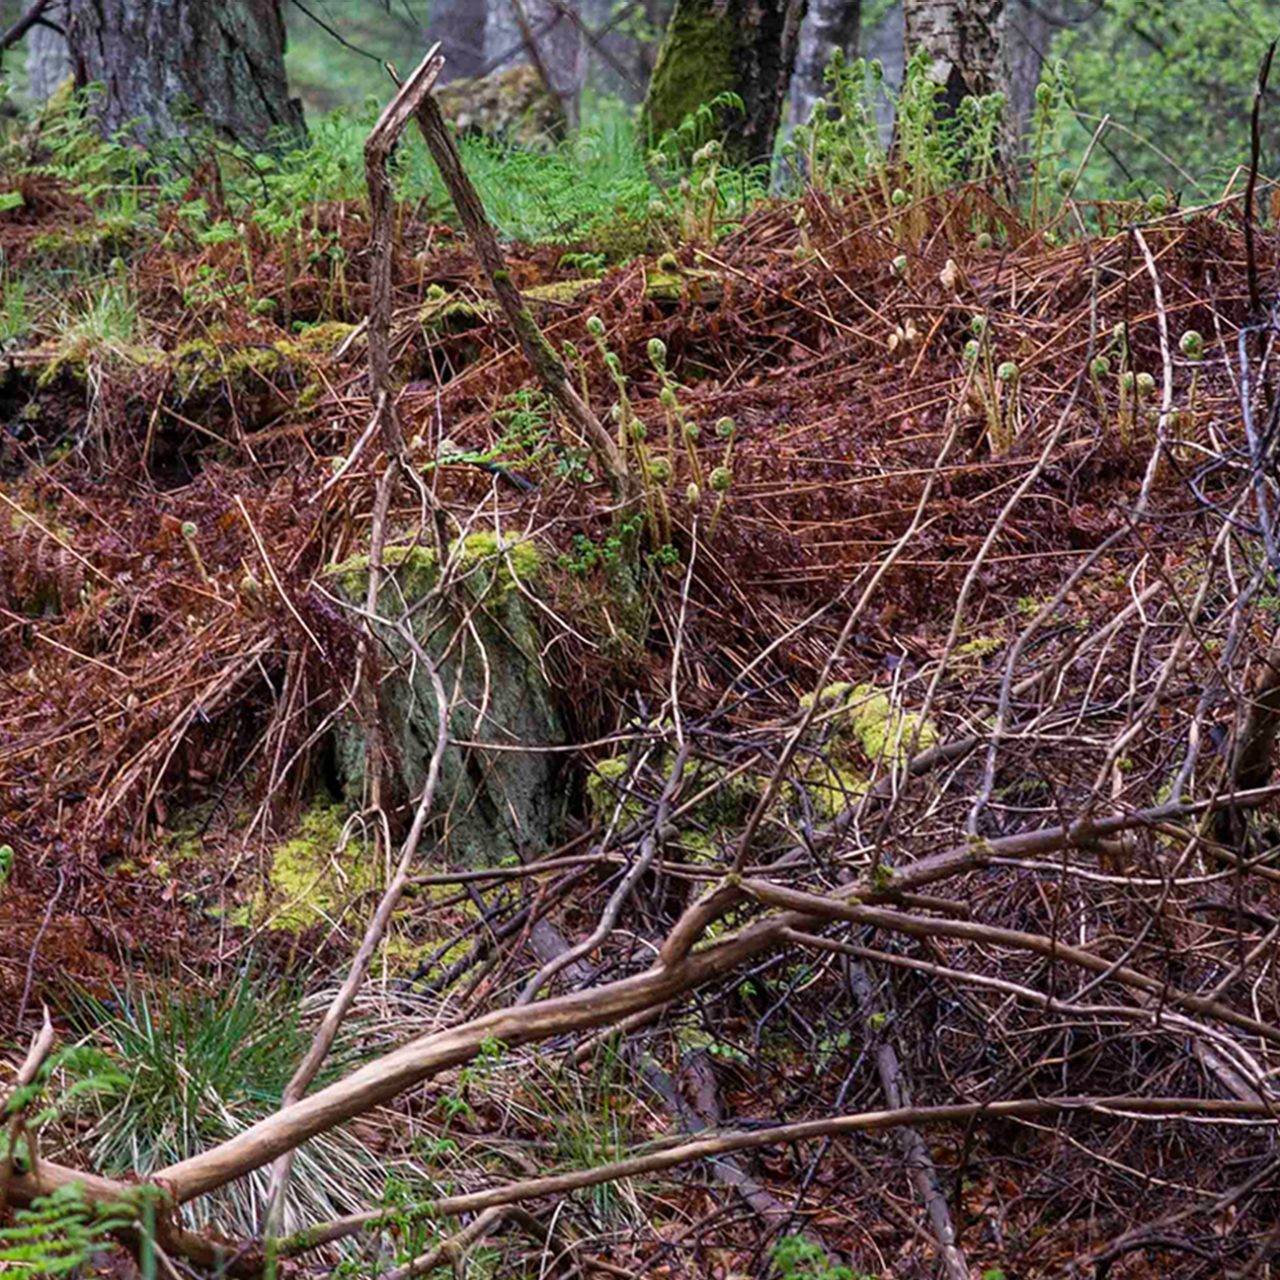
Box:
[641,0,809,166]
[64,0,304,149]
[789,0,861,132]
[902,0,1006,115]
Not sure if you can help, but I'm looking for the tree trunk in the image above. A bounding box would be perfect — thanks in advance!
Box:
[427,0,489,82]
[902,0,1006,116]
[789,0,861,133]
[64,0,304,149]
[1004,0,1057,137]
[26,1,72,103]
[641,0,809,166]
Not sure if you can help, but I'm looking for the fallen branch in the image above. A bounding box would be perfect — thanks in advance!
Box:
[286,1094,1278,1249]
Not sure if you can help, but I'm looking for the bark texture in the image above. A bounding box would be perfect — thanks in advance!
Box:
[641,0,809,166]
[1004,0,1057,135]
[64,0,304,149]
[902,0,1006,115]
[789,0,861,133]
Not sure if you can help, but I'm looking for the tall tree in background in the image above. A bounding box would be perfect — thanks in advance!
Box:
[902,0,1006,115]
[789,0,862,132]
[641,0,809,165]
[63,0,304,148]
[25,0,71,102]
[487,0,583,123]
[426,0,489,82]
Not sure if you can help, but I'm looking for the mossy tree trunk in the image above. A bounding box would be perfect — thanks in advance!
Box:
[641,0,810,166]
[65,0,304,149]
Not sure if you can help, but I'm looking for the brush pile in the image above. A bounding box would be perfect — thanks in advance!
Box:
[3,135,1280,1275]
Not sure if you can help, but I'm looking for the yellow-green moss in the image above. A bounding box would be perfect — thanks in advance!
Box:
[801,682,938,766]
[35,340,165,388]
[172,340,282,394]
[276,321,357,357]
[420,285,491,332]
[587,752,755,857]
[956,636,1003,657]
[257,799,369,931]
[522,279,596,304]
[794,757,871,819]
[641,4,737,145]
[326,533,540,606]
[586,755,638,823]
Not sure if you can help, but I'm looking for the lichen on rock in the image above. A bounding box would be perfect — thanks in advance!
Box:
[436,65,565,147]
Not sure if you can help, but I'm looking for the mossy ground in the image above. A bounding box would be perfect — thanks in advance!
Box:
[794,682,939,817]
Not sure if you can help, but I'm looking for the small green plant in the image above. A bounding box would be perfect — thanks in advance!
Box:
[771,1232,872,1280]
[963,315,1020,452]
[0,1183,161,1277]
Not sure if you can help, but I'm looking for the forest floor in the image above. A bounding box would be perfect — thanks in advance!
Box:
[1,139,1278,1278]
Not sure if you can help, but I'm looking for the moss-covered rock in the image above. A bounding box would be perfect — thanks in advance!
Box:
[801,681,938,765]
[437,64,565,147]
[172,339,283,396]
[327,530,566,866]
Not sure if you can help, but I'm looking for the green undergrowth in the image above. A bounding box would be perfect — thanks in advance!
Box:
[61,972,415,1238]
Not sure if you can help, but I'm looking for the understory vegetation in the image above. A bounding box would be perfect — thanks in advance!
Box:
[3,19,1280,1280]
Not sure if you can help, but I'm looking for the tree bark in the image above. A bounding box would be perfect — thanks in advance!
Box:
[64,0,304,149]
[789,0,861,133]
[25,4,69,103]
[1003,0,1056,137]
[902,0,1006,116]
[641,0,809,166]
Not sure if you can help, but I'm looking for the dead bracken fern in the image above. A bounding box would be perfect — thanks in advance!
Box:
[3,95,1280,1277]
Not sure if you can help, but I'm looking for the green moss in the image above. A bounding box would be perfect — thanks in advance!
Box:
[256,799,368,931]
[589,218,658,263]
[276,321,356,357]
[35,340,164,388]
[420,285,492,332]
[641,1,736,145]
[956,636,1003,657]
[172,340,282,394]
[325,533,540,606]
[587,752,755,857]
[326,543,440,602]
[296,382,324,410]
[522,279,597,304]
[586,755,639,823]
[795,757,870,819]
[801,682,938,766]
